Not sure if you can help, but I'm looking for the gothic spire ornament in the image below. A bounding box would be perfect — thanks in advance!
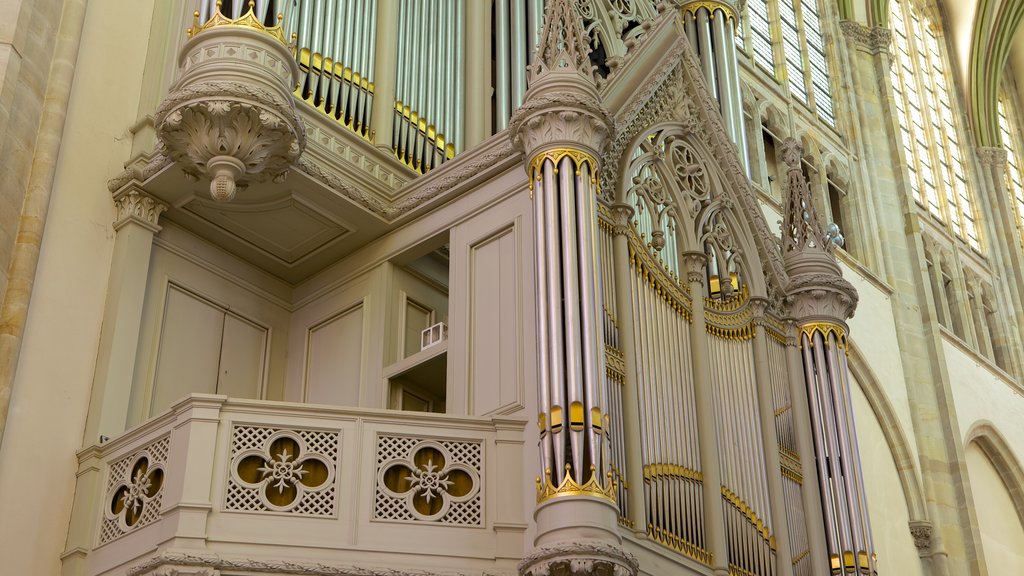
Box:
[528,0,596,84]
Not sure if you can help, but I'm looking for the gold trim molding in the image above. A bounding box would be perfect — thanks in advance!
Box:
[799,321,848,350]
[188,1,287,44]
[528,148,599,197]
[679,1,737,27]
[537,464,616,503]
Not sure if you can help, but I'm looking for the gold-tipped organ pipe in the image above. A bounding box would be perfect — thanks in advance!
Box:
[558,156,585,479]
[543,159,566,482]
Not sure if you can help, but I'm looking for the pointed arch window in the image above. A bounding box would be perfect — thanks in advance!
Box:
[997,90,1024,246]
[889,0,982,251]
[737,0,836,126]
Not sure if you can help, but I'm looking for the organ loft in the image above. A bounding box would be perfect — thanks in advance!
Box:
[0,1,1022,576]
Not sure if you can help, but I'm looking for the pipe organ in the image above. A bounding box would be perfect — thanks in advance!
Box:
[393,0,462,171]
[287,0,378,141]
[593,125,829,576]
[679,1,749,173]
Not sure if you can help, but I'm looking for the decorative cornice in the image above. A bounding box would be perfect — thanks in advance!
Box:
[518,543,638,576]
[128,552,466,576]
[976,146,1008,167]
[908,520,934,557]
[107,150,173,193]
[298,136,517,222]
[839,21,892,55]
[113,188,168,232]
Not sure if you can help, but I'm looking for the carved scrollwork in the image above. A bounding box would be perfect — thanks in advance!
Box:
[518,543,639,576]
[156,82,305,202]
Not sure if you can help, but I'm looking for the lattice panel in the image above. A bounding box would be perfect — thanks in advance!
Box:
[98,435,170,545]
[224,425,340,516]
[374,435,483,526]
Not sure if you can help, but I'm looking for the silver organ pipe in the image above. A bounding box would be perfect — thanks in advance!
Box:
[494,0,545,132]
[279,0,376,140]
[679,2,748,172]
[392,0,461,173]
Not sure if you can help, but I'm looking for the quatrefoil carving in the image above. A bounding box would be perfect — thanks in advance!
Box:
[231,431,333,512]
[378,441,479,522]
[105,452,164,531]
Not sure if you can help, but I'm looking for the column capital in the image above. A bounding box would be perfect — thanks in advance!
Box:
[839,20,892,56]
[909,520,934,557]
[112,187,167,233]
[609,203,634,237]
[976,146,1008,167]
[682,251,709,285]
[508,0,611,165]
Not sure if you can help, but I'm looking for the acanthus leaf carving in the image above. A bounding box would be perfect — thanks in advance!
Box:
[518,543,638,576]
[113,189,168,232]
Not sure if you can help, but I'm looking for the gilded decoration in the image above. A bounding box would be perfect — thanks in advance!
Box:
[628,230,693,320]
[679,1,738,27]
[528,148,600,198]
[187,1,288,44]
[799,321,849,351]
[536,463,617,503]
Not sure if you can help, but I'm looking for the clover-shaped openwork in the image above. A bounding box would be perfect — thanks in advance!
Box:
[377,441,479,522]
[104,452,164,531]
[230,431,333,512]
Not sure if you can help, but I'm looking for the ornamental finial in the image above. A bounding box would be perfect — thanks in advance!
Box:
[780,138,842,255]
[528,0,595,85]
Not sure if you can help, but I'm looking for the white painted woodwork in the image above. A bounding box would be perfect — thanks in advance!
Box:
[305,303,365,406]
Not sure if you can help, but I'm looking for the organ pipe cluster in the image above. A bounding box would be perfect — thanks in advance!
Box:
[531,150,614,502]
[393,0,463,171]
[288,0,378,140]
[679,1,749,173]
[493,0,546,131]
[780,138,876,575]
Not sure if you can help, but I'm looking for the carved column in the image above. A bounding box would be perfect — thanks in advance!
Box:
[608,204,647,534]
[975,147,1024,379]
[155,5,305,202]
[780,138,875,575]
[84,185,167,442]
[509,2,636,576]
[683,252,730,576]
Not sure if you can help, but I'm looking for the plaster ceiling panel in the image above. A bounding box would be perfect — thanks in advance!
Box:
[182,195,351,264]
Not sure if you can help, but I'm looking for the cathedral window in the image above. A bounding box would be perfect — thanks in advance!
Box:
[997,90,1024,247]
[889,0,982,251]
[738,0,836,126]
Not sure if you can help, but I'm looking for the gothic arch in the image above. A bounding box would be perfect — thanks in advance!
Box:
[616,121,769,297]
[846,342,929,521]
[964,421,1024,527]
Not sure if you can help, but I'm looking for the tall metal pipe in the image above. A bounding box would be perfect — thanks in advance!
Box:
[495,0,510,130]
